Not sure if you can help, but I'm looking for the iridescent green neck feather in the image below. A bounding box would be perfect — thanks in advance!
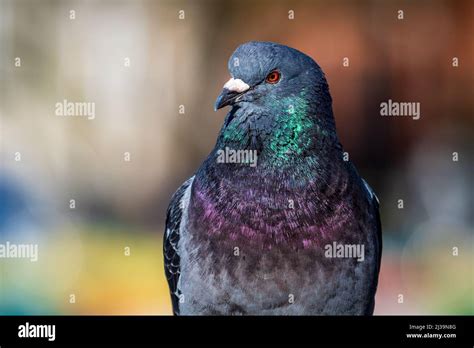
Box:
[217,90,337,169]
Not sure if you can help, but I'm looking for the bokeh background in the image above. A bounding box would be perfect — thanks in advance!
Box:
[0,0,472,315]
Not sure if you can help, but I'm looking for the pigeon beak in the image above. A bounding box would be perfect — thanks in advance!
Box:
[214,78,250,111]
[214,89,241,111]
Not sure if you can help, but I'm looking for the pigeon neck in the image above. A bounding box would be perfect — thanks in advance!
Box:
[216,92,339,168]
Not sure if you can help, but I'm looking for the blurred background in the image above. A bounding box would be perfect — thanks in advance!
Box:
[0,0,472,315]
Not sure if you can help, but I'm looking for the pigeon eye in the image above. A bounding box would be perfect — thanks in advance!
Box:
[265,70,281,84]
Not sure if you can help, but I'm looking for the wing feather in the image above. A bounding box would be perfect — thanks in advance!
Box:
[163,176,194,315]
[362,178,382,314]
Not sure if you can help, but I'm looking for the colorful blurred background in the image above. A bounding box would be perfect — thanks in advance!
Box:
[0,0,472,315]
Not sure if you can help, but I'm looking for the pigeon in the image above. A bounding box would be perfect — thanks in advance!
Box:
[164,41,382,315]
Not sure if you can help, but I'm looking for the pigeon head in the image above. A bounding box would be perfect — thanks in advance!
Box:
[214,42,338,163]
[215,41,329,110]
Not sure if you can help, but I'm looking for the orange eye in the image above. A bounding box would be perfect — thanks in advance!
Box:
[265,70,281,84]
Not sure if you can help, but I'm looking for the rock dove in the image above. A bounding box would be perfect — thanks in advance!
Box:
[164,41,382,315]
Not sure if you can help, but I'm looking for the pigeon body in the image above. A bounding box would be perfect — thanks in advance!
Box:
[164,42,382,315]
